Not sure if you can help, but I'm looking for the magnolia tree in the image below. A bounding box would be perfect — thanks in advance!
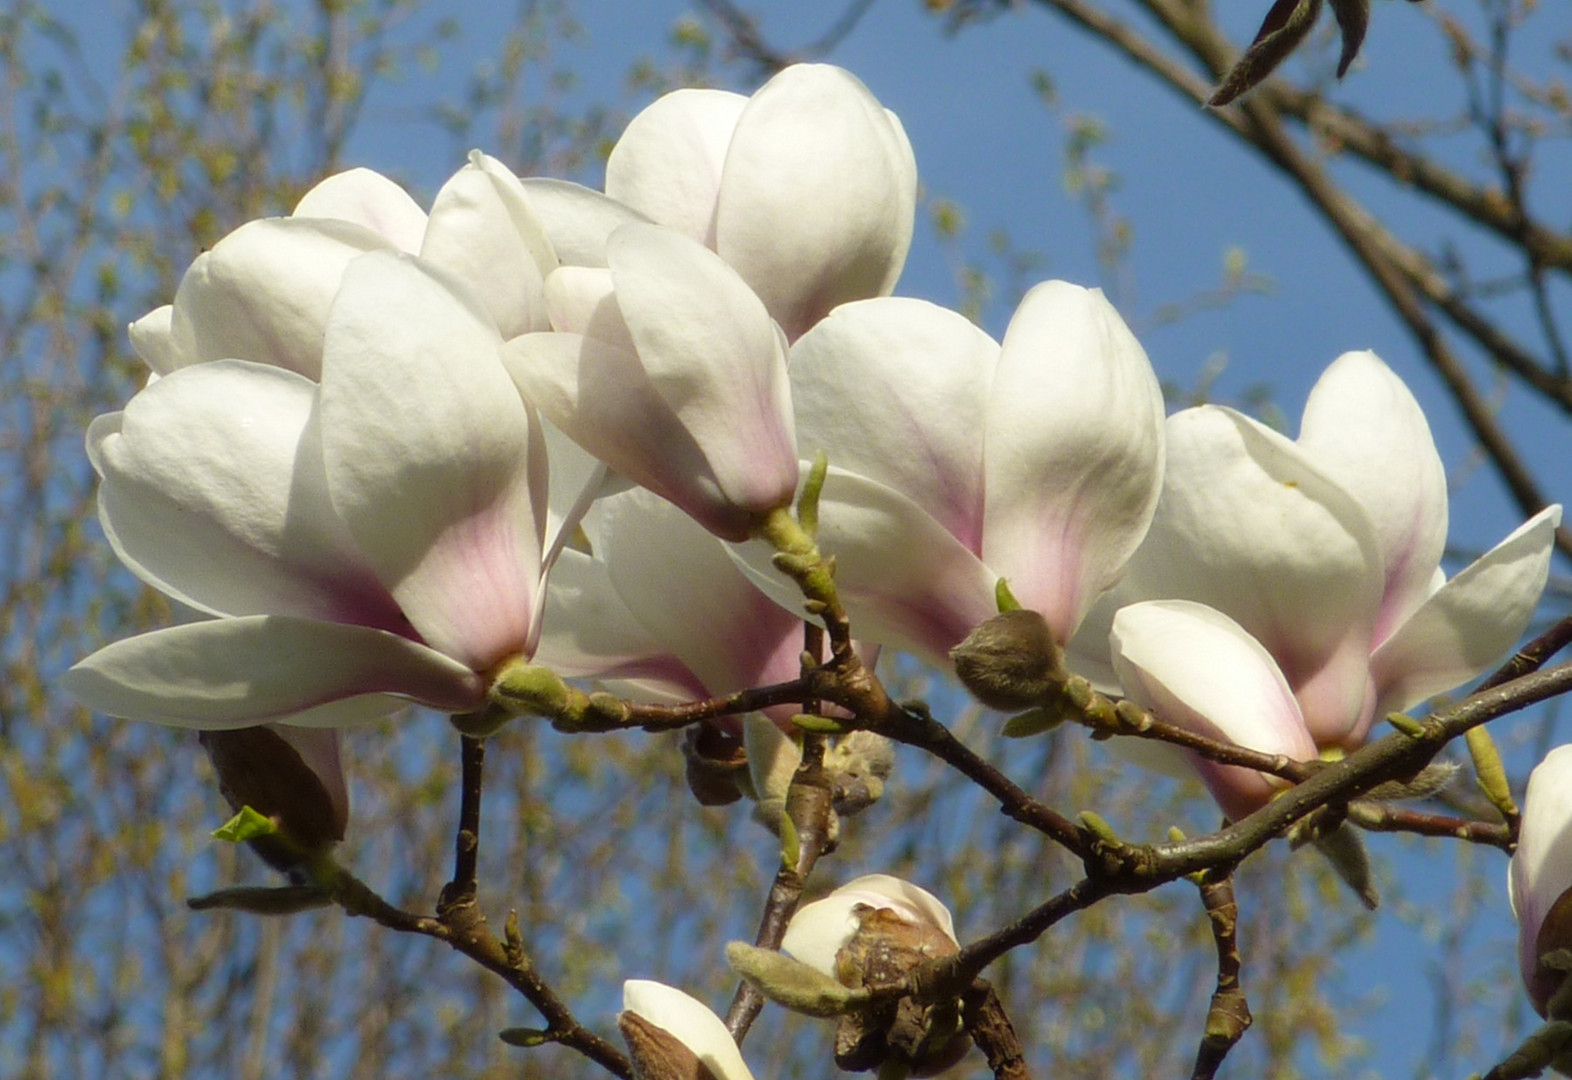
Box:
[45,39,1572,1080]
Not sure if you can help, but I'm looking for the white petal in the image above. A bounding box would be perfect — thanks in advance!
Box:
[518,178,651,268]
[1298,351,1448,643]
[292,167,428,252]
[597,487,805,695]
[64,616,485,729]
[1110,600,1317,820]
[505,331,760,541]
[420,151,559,337]
[90,361,407,631]
[169,217,397,377]
[981,283,1165,642]
[1512,745,1572,1013]
[621,980,755,1080]
[1125,406,1383,745]
[716,64,917,339]
[1370,505,1562,719]
[128,305,180,374]
[533,548,705,697]
[728,465,999,667]
[790,297,995,551]
[320,253,546,670]
[604,88,747,244]
[608,222,798,522]
[782,873,955,975]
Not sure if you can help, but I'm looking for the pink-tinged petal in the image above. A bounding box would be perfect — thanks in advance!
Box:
[1110,600,1317,820]
[320,253,547,671]
[1511,745,1572,1014]
[533,548,705,697]
[782,874,955,975]
[621,981,756,1080]
[1126,406,1383,746]
[518,178,651,268]
[981,283,1165,642]
[1369,505,1562,722]
[604,88,747,244]
[729,466,999,667]
[64,616,485,729]
[292,167,427,253]
[1298,351,1448,643]
[89,361,407,632]
[168,217,398,377]
[128,305,180,374]
[608,223,797,515]
[420,151,559,337]
[791,298,996,552]
[596,487,805,696]
[265,725,350,839]
[716,65,917,339]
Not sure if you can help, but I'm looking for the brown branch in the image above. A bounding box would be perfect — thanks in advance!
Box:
[962,981,1032,1080]
[1191,874,1251,1080]
[724,732,839,1041]
[438,734,484,911]
[328,869,631,1077]
[1344,800,1513,851]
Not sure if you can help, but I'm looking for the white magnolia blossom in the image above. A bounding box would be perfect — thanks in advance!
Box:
[1085,351,1560,750]
[1511,746,1572,1017]
[731,283,1165,667]
[781,873,957,976]
[605,63,916,341]
[620,980,756,1080]
[503,222,798,542]
[66,252,552,729]
[130,152,559,377]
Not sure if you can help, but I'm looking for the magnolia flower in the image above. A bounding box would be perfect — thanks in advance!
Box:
[66,252,550,729]
[619,980,755,1080]
[782,874,967,1076]
[129,152,558,377]
[782,874,958,977]
[605,63,916,341]
[730,283,1165,667]
[1511,746,1572,1017]
[503,222,797,541]
[1087,350,1560,750]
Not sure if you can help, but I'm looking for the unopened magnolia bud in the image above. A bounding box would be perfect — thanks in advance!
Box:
[682,724,747,807]
[825,731,895,817]
[619,1011,721,1080]
[200,727,347,872]
[488,661,573,720]
[725,942,869,1017]
[1309,822,1379,910]
[949,609,1066,711]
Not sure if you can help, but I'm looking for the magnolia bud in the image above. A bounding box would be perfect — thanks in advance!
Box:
[949,609,1066,711]
[681,724,747,807]
[619,980,755,1080]
[200,726,347,873]
[782,875,970,1077]
[825,731,895,817]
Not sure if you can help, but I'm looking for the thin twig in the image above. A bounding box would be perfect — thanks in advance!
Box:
[1344,800,1513,851]
[1191,873,1251,1080]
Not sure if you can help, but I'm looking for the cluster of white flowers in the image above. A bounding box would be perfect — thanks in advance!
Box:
[63,62,1565,1047]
